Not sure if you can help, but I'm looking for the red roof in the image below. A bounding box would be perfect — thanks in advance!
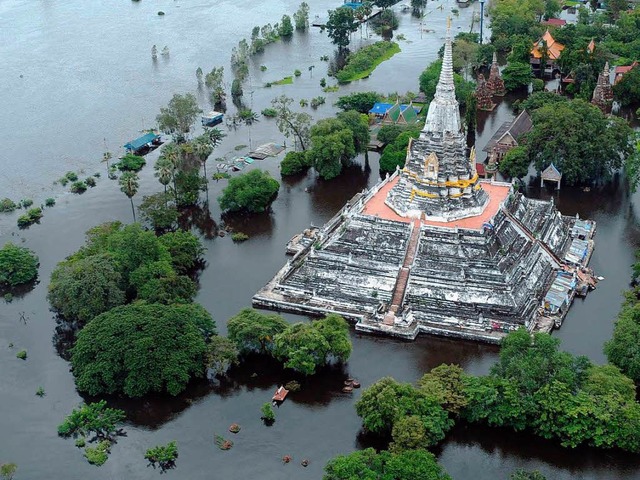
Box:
[476,163,486,176]
[543,18,567,27]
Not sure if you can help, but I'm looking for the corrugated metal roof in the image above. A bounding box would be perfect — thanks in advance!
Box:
[124,132,159,151]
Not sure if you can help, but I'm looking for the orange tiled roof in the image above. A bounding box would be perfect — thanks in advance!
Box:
[531,30,564,60]
[587,38,595,54]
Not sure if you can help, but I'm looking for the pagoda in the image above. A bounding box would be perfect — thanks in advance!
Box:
[385,23,489,222]
[591,62,614,114]
[487,52,506,96]
[254,21,597,344]
[475,73,496,111]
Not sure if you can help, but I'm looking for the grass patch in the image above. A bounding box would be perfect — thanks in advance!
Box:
[323,85,339,93]
[271,76,293,86]
[336,41,401,84]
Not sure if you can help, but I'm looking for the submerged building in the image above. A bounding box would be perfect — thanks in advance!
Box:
[254,24,595,343]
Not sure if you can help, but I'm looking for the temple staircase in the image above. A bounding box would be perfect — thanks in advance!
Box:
[502,208,563,268]
[384,220,421,325]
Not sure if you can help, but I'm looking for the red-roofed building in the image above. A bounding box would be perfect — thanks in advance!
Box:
[614,61,639,84]
[543,18,567,27]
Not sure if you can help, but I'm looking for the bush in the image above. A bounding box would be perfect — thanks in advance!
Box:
[218,169,280,213]
[70,181,87,194]
[84,440,111,466]
[231,232,249,242]
[45,198,56,207]
[85,177,97,187]
[320,77,327,87]
[71,303,214,397]
[379,129,421,173]
[16,350,27,360]
[336,91,381,113]
[377,125,404,145]
[65,171,78,181]
[0,243,39,287]
[261,108,278,117]
[21,198,33,208]
[310,96,326,109]
[261,402,275,424]
[145,441,178,471]
[117,154,146,172]
[280,151,311,176]
[294,69,302,77]
[0,198,17,213]
[335,41,400,83]
[0,463,18,480]
[58,177,69,186]
[57,401,125,440]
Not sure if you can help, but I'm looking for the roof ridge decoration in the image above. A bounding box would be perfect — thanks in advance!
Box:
[422,17,461,136]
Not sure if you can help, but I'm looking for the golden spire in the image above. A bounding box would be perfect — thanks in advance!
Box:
[447,16,451,30]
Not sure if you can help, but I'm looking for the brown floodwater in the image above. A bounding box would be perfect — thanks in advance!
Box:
[1,1,640,479]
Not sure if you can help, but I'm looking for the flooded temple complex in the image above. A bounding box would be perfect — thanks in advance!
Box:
[253,24,596,344]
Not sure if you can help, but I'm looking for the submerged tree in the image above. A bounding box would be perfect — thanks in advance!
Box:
[293,2,310,31]
[156,93,201,141]
[325,8,359,52]
[271,95,312,151]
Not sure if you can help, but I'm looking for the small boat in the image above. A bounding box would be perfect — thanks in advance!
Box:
[352,380,361,388]
[342,385,353,393]
[272,386,289,402]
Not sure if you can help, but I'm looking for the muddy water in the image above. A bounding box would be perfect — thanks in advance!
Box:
[1,1,640,479]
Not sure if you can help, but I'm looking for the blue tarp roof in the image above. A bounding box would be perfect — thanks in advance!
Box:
[369,102,420,115]
[124,132,159,151]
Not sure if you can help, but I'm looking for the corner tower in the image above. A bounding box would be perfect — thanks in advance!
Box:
[385,20,489,222]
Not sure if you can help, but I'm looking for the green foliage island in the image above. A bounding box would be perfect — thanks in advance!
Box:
[218,169,280,213]
[0,243,39,287]
[335,41,401,83]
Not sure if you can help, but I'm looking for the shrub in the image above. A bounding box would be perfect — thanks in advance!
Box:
[294,69,302,77]
[58,177,69,186]
[145,441,178,471]
[0,243,39,287]
[21,198,33,208]
[36,386,46,397]
[70,181,87,194]
[232,232,249,242]
[218,169,280,213]
[300,98,309,107]
[57,401,125,440]
[45,198,56,207]
[310,96,326,109]
[4,293,13,303]
[260,65,267,71]
[377,125,404,145]
[117,154,146,172]
[261,402,275,424]
[0,463,17,480]
[84,440,111,466]
[320,78,327,87]
[65,171,78,181]
[0,198,17,213]
[261,108,278,117]
[85,177,97,187]
[280,151,311,176]
[16,350,27,360]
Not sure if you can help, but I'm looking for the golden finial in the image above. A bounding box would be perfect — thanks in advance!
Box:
[447,16,451,30]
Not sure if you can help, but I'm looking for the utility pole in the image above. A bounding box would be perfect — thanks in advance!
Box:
[479,0,486,44]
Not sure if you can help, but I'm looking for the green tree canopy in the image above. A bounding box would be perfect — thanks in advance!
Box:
[206,336,240,378]
[379,129,420,173]
[280,151,312,176]
[218,169,280,213]
[335,91,381,113]
[515,91,568,112]
[307,117,361,179]
[527,99,634,185]
[138,192,178,232]
[502,62,533,91]
[71,303,214,397]
[613,66,640,107]
[499,145,531,180]
[117,154,146,172]
[227,308,289,355]
[323,448,452,480]
[48,254,126,325]
[325,8,359,50]
[336,110,370,154]
[0,242,39,287]
[273,314,352,375]
[156,93,202,140]
[605,302,640,382]
[355,376,454,443]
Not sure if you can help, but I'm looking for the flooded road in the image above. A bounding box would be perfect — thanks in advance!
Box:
[2,1,640,479]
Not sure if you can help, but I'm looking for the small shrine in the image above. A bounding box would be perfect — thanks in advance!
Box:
[475,73,496,111]
[530,30,564,77]
[541,163,562,190]
[487,52,506,96]
[591,62,614,113]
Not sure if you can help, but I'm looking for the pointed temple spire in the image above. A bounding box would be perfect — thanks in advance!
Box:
[487,51,506,96]
[423,18,461,135]
[591,61,613,113]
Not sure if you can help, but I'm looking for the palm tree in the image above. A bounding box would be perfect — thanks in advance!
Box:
[159,143,181,203]
[355,6,365,38]
[119,172,139,222]
[102,151,112,177]
[363,2,373,37]
[193,135,214,181]
[154,157,173,200]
